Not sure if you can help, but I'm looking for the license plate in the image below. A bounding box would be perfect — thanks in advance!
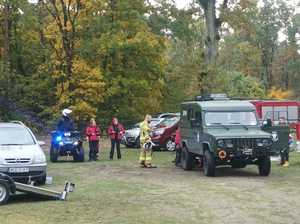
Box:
[9,167,29,173]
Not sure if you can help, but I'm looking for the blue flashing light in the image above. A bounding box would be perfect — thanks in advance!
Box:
[56,136,62,142]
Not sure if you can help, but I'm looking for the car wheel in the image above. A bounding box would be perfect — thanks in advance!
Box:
[0,182,10,205]
[181,146,194,170]
[50,145,58,162]
[203,150,216,177]
[135,138,141,148]
[258,156,271,176]
[75,146,85,162]
[165,139,176,152]
[36,174,46,185]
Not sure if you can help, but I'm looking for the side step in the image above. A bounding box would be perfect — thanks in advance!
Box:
[15,182,75,200]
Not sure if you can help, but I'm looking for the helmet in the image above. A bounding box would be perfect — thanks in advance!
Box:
[143,141,155,151]
[62,108,72,117]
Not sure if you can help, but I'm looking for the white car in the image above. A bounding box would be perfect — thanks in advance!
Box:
[0,121,47,184]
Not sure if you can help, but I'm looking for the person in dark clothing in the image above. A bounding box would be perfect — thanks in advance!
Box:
[107,117,125,160]
[57,109,74,132]
[86,118,101,161]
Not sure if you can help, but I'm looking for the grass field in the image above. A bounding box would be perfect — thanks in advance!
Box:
[1,138,300,224]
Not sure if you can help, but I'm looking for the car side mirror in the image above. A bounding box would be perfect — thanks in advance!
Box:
[38,141,45,146]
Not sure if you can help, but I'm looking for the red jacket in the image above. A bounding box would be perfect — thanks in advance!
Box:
[175,129,181,145]
[107,123,125,140]
[86,125,101,141]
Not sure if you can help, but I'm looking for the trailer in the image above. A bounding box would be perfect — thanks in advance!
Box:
[0,173,74,205]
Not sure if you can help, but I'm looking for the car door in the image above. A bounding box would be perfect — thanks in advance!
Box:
[189,109,203,154]
[180,105,195,150]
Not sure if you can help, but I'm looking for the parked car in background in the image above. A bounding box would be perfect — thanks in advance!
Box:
[0,121,47,184]
[122,118,164,148]
[153,112,180,119]
[151,117,180,151]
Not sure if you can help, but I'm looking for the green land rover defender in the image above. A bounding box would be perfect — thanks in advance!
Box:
[180,94,273,177]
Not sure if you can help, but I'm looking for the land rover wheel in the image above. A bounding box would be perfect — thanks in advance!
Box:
[50,146,58,162]
[181,146,194,170]
[166,139,176,152]
[203,150,216,177]
[0,182,9,205]
[258,156,271,176]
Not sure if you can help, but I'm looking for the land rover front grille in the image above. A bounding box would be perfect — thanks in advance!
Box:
[232,139,256,149]
[4,158,31,164]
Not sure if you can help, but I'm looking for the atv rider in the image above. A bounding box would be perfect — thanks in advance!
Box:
[57,109,75,133]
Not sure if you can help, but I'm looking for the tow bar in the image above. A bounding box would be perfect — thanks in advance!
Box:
[0,173,75,205]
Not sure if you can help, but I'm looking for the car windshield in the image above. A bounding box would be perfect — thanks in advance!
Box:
[156,117,179,128]
[0,127,35,145]
[205,111,258,126]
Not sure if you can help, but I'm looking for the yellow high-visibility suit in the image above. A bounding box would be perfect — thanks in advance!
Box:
[139,120,152,165]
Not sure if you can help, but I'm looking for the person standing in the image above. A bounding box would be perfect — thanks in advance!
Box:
[107,117,125,160]
[139,114,156,168]
[174,127,182,167]
[86,118,101,161]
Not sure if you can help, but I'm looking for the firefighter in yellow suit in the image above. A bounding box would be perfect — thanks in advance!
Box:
[139,114,155,168]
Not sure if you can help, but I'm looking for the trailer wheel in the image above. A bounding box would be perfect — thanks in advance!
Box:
[0,182,10,205]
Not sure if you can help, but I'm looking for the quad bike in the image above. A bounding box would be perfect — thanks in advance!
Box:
[50,131,85,162]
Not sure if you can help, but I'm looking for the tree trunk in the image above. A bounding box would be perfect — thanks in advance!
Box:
[198,0,219,64]
[204,0,218,63]
[3,1,11,66]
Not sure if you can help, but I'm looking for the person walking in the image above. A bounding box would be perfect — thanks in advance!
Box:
[107,117,125,160]
[139,114,156,168]
[86,118,101,161]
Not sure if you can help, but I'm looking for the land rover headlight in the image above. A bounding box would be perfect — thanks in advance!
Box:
[262,139,272,147]
[34,154,46,164]
[217,139,225,148]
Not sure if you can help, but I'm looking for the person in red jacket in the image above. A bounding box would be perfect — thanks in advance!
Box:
[86,118,101,161]
[107,117,125,160]
[174,127,182,166]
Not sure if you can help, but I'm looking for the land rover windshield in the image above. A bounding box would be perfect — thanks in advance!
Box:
[205,111,258,126]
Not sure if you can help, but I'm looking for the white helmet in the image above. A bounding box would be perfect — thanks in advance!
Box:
[62,108,72,116]
[143,141,155,151]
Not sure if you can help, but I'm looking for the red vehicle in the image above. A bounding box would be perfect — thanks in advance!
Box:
[250,100,300,127]
[250,100,300,139]
[151,117,180,151]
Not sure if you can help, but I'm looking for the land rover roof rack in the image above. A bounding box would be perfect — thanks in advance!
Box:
[195,94,229,101]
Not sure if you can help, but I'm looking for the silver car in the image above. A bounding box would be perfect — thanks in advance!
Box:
[0,122,47,184]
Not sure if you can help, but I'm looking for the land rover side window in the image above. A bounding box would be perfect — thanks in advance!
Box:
[205,111,258,126]
[187,108,195,121]
[288,106,298,121]
[190,111,202,127]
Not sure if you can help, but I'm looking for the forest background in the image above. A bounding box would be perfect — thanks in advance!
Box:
[0,0,299,129]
